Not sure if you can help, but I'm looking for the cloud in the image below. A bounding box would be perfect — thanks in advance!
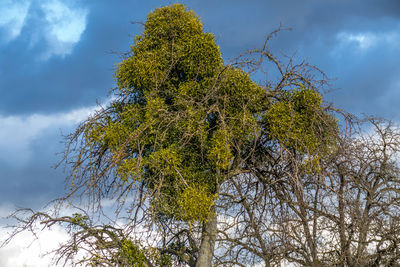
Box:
[0,225,69,267]
[0,0,31,42]
[337,32,377,51]
[0,205,69,267]
[0,0,88,59]
[0,105,95,167]
[0,204,129,267]
[336,29,400,52]
[40,0,88,58]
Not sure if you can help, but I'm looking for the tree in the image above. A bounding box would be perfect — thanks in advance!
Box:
[7,4,399,267]
[215,118,400,267]
[63,4,269,265]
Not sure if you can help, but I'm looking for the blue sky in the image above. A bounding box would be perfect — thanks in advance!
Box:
[0,0,399,264]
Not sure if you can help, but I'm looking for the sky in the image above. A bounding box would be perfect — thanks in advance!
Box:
[0,0,399,265]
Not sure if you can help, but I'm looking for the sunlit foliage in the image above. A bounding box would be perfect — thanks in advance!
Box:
[78,4,270,223]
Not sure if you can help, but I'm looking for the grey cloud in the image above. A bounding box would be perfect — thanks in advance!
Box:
[0,1,164,115]
[180,0,400,121]
[0,0,400,212]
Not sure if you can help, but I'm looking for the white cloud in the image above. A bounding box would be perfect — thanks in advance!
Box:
[0,0,31,42]
[0,204,128,267]
[335,29,400,53]
[0,105,95,167]
[337,32,377,51]
[0,204,69,267]
[41,0,88,58]
[0,0,88,59]
[0,224,69,267]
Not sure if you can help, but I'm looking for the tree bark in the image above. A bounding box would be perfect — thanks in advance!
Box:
[195,211,217,267]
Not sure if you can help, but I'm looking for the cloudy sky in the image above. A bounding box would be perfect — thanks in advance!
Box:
[0,0,399,265]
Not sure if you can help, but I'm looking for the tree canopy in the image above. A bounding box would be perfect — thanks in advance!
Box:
[5,4,400,267]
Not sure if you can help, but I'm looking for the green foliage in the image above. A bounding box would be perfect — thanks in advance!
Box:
[71,213,88,227]
[177,185,217,223]
[115,240,172,267]
[148,144,182,176]
[264,86,337,155]
[115,4,222,94]
[208,128,233,170]
[76,4,337,228]
[156,254,172,267]
[116,240,147,266]
[77,4,267,223]
[116,157,144,182]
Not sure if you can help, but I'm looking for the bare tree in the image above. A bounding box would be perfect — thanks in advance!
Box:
[214,118,400,267]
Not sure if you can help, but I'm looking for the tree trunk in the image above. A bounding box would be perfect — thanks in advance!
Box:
[195,211,217,267]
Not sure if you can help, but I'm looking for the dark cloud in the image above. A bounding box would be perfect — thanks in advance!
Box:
[0,0,164,115]
[181,0,400,120]
[0,0,399,210]
[0,130,66,208]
